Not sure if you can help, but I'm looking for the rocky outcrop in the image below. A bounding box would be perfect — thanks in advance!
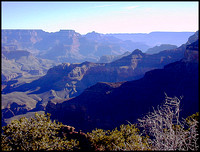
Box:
[1,46,57,89]
[184,40,198,62]
[98,51,131,63]
[57,125,93,150]
[2,73,20,82]
[1,91,41,122]
[2,102,29,119]
[2,30,45,48]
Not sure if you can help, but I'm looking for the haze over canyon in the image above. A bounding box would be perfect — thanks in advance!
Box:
[1,29,198,133]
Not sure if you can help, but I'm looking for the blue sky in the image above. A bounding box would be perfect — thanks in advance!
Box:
[1,1,199,34]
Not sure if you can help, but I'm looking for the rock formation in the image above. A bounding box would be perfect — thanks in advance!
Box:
[46,34,199,132]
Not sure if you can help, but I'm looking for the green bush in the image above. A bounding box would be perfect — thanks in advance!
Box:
[87,124,150,151]
[1,113,79,151]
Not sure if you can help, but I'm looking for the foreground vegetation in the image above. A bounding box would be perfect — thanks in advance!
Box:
[1,95,199,151]
[1,113,79,151]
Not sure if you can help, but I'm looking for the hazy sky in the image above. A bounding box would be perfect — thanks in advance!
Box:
[2,1,199,34]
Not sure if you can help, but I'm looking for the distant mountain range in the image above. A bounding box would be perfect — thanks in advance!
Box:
[1,30,147,63]
[2,30,194,63]
[46,34,199,132]
[98,44,179,63]
[106,32,194,47]
[1,31,198,127]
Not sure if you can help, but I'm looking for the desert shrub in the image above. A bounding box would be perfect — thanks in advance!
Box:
[1,112,79,151]
[87,124,150,151]
[138,94,199,151]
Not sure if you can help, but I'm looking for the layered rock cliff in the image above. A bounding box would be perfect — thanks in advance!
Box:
[46,34,199,132]
[2,31,198,127]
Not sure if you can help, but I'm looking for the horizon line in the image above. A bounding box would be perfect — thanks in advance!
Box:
[1,28,196,34]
